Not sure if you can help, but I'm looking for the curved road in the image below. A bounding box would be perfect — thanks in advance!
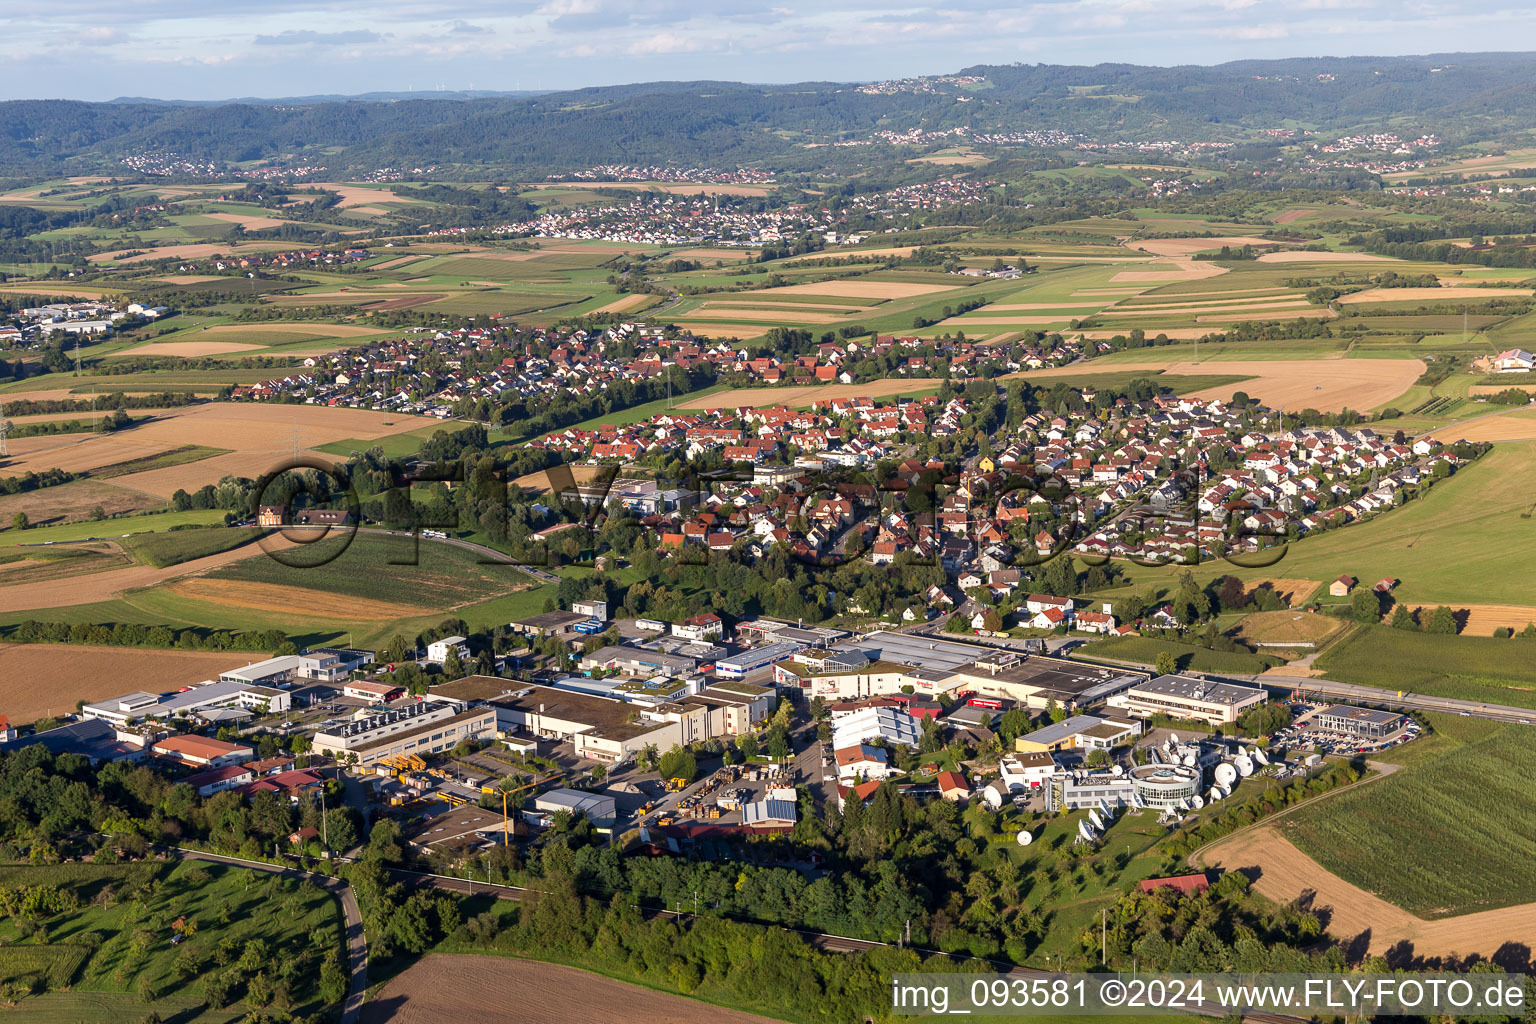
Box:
[177,848,368,1024]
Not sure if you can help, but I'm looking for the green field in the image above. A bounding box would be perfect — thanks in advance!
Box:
[1083,635,1281,674]
[0,859,342,1021]
[206,530,531,609]
[119,526,259,567]
[1283,719,1536,916]
[0,508,227,546]
[1313,624,1536,705]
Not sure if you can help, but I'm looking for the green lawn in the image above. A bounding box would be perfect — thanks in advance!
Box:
[0,859,343,1021]
[1282,721,1536,916]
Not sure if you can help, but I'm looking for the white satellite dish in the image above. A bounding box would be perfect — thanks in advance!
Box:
[1169,733,1180,746]
[1253,748,1270,766]
[1190,795,1205,809]
[1016,829,1034,847]
[1207,786,1222,801]
[1218,785,1231,799]
[1235,755,1255,777]
[1111,764,1124,776]
[1181,752,1197,767]
[1214,763,1238,788]
[1088,809,1104,830]
[1078,820,1096,843]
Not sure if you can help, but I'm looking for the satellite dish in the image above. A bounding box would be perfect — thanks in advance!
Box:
[1253,748,1270,766]
[1111,764,1124,776]
[1078,819,1096,843]
[1214,763,1238,788]
[1176,798,1189,811]
[1218,785,1231,799]
[1207,786,1222,801]
[1181,752,1197,767]
[1016,829,1034,847]
[1190,795,1205,809]
[1169,733,1180,746]
[1088,809,1104,830]
[1235,755,1255,777]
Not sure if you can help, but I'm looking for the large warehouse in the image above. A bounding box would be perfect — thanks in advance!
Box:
[1108,675,1266,725]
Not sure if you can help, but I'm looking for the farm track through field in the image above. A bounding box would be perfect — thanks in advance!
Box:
[0,533,297,613]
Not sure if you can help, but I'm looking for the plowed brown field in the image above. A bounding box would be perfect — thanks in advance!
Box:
[0,645,246,723]
[360,955,781,1024]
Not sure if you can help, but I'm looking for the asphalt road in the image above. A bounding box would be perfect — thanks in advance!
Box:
[176,848,368,1024]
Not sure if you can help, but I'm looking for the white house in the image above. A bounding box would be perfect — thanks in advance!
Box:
[426,635,469,664]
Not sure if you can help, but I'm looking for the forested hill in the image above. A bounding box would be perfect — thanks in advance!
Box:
[5,51,1536,176]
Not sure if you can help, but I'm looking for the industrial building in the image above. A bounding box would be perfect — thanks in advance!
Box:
[1128,764,1202,809]
[829,706,923,749]
[715,642,800,677]
[83,681,292,725]
[533,788,618,827]
[311,701,495,766]
[998,751,1058,791]
[1314,705,1406,738]
[1108,675,1267,725]
[1045,771,1136,812]
[483,684,683,764]
[946,653,1145,712]
[1014,713,1141,754]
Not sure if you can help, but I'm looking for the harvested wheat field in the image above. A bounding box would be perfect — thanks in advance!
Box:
[201,323,384,338]
[370,255,424,271]
[115,341,265,357]
[0,535,295,614]
[1256,251,1400,263]
[943,315,1084,326]
[154,275,223,285]
[679,307,844,324]
[591,294,654,314]
[312,183,412,207]
[1339,286,1534,304]
[87,242,292,263]
[663,323,770,339]
[1204,826,1536,958]
[0,284,126,299]
[1112,260,1230,283]
[1438,410,1536,443]
[1404,603,1536,636]
[1079,328,1215,341]
[1469,383,1536,396]
[781,246,918,263]
[165,578,430,620]
[0,645,251,723]
[1130,237,1278,257]
[512,463,603,494]
[764,280,960,299]
[678,378,938,411]
[1012,357,1422,413]
[1273,209,1319,224]
[1104,299,1314,317]
[361,955,780,1024]
[2,403,438,496]
[1245,577,1320,606]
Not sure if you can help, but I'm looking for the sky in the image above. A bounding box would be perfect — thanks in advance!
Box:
[4,0,1536,100]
